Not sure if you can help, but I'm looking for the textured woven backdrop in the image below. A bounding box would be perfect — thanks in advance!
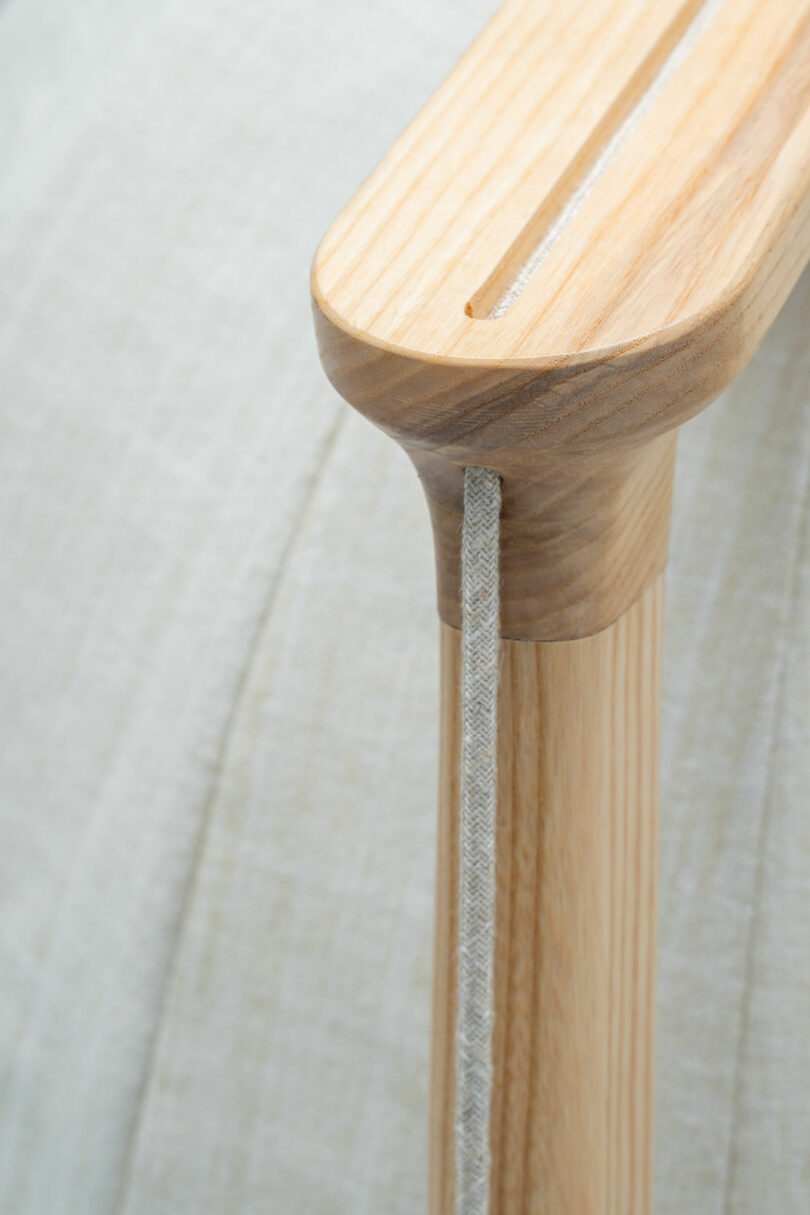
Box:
[0,1,808,1212]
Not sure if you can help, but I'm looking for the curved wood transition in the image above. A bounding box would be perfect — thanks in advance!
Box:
[312,3,810,1213]
[312,0,810,640]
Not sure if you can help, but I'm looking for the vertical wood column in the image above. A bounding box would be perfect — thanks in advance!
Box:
[429,574,663,1215]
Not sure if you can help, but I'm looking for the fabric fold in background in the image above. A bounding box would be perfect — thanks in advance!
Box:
[0,1,808,1213]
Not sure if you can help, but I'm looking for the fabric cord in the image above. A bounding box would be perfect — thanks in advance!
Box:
[456,466,501,1215]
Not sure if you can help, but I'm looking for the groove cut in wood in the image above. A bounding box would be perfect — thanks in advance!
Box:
[477,0,723,320]
[311,2,810,1212]
[312,0,810,640]
[431,576,662,1214]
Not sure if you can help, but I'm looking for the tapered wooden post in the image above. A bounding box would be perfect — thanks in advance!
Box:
[311,0,810,1210]
[431,581,662,1213]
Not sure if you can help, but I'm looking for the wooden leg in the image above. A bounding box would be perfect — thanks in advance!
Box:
[430,574,663,1215]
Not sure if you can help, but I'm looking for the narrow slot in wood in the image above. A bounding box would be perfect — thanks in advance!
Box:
[467,0,723,319]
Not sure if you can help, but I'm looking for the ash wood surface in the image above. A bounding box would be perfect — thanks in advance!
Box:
[309,2,810,1212]
[415,435,676,640]
[315,0,810,360]
[431,577,662,1214]
[312,0,810,639]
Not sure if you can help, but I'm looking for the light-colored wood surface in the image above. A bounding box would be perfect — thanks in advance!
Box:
[432,577,662,1214]
[0,1,808,1212]
[413,434,676,640]
[309,4,810,1214]
[312,0,810,639]
[314,0,810,360]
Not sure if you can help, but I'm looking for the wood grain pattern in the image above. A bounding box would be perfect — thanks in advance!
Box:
[312,0,810,639]
[310,3,810,1210]
[415,434,675,639]
[431,576,662,1214]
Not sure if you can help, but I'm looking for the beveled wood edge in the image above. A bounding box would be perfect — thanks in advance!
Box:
[310,143,810,379]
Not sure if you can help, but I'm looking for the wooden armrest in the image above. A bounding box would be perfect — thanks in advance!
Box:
[312,0,810,639]
[311,5,810,1213]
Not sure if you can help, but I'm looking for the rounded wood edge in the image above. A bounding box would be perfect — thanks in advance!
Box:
[312,292,706,638]
[412,432,676,641]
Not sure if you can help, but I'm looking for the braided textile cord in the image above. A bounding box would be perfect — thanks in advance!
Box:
[456,466,501,1215]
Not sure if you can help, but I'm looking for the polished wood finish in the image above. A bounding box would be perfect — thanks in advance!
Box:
[311,1,810,1210]
[431,577,662,1214]
[312,0,810,640]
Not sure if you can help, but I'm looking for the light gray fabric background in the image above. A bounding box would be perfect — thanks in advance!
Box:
[0,1,807,1212]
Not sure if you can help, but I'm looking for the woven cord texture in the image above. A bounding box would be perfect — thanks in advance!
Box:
[456,466,501,1215]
